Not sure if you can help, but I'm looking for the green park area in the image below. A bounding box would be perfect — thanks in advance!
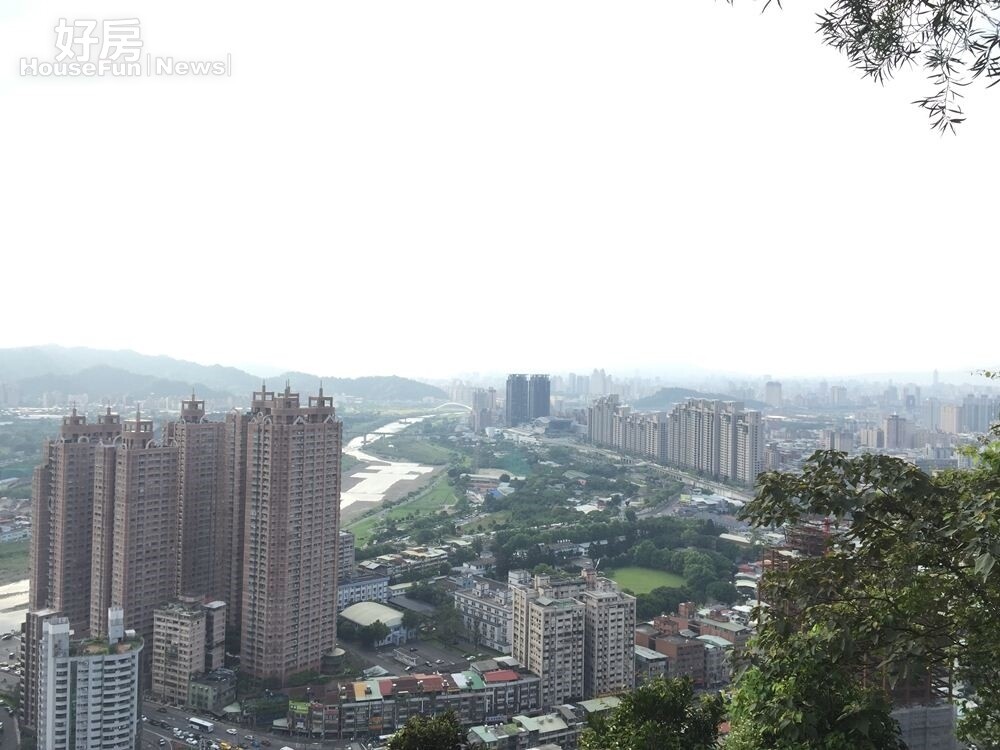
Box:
[489,449,532,477]
[459,510,512,534]
[606,566,686,595]
[347,472,459,546]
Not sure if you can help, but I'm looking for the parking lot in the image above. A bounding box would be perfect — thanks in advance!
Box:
[0,633,21,713]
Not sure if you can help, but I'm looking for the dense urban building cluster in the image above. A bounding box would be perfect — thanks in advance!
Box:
[586,396,764,487]
[275,657,620,746]
[447,370,1000,491]
[280,567,635,743]
[10,362,996,749]
[22,386,342,746]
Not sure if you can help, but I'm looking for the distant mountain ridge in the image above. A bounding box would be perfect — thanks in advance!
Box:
[632,386,767,411]
[0,346,447,404]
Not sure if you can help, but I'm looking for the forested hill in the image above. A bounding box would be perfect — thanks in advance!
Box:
[0,346,447,404]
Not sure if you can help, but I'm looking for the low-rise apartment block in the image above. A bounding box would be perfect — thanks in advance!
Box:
[188,668,238,716]
[634,602,750,688]
[152,598,228,706]
[338,574,391,613]
[284,664,541,738]
[467,697,620,750]
[453,576,514,654]
[633,644,668,685]
[357,546,449,579]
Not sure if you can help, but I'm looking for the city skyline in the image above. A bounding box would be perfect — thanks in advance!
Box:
[0,341,993,388]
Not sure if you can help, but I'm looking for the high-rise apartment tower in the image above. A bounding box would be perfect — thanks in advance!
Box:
[165,394,227,599]
[30,407,121,634]
[240,385,342,682]
[90,409,179,682]
[505,374,529,427]
[528,374,551,419]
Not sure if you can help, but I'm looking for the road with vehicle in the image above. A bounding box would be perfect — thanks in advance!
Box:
[139,701,355,750]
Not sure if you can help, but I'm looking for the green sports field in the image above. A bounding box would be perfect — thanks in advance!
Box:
[606,566,685,594]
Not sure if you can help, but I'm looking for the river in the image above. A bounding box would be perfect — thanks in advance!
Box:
[340,415,438,508]
[0,579,29,633]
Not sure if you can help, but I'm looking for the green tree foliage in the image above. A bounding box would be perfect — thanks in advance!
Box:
[387,709,465,750]
[732,449,1000,748]
[358,620,391,647]
[737,0,1000,131]
[635,585,690,620]
[408,581,451,607]
[401,609,421,630]
[705,581,740,605]
[580,677,724,750]
[727,624,905,749]
[435,605,464,644]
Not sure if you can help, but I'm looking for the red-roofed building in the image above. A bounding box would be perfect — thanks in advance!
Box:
[420,675,446,691]
[483,669,520,683]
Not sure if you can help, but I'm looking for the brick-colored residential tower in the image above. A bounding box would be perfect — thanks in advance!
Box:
[240,385,342,682]
[90,409,179,682]
[30,406,121,634]
[165,394,227,599]
[222,409,250,634]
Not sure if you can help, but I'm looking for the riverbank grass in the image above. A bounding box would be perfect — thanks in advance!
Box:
[348,473,459,546]
[364,437,455,465]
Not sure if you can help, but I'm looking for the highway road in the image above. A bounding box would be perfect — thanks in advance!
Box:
[139,701,350,750]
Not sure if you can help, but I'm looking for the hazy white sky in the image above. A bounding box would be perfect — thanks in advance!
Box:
[2,1,997,380]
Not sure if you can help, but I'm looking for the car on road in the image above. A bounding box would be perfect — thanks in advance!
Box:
[227,728,238,735]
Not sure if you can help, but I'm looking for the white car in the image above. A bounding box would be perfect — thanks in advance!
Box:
[226,728,238,735]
